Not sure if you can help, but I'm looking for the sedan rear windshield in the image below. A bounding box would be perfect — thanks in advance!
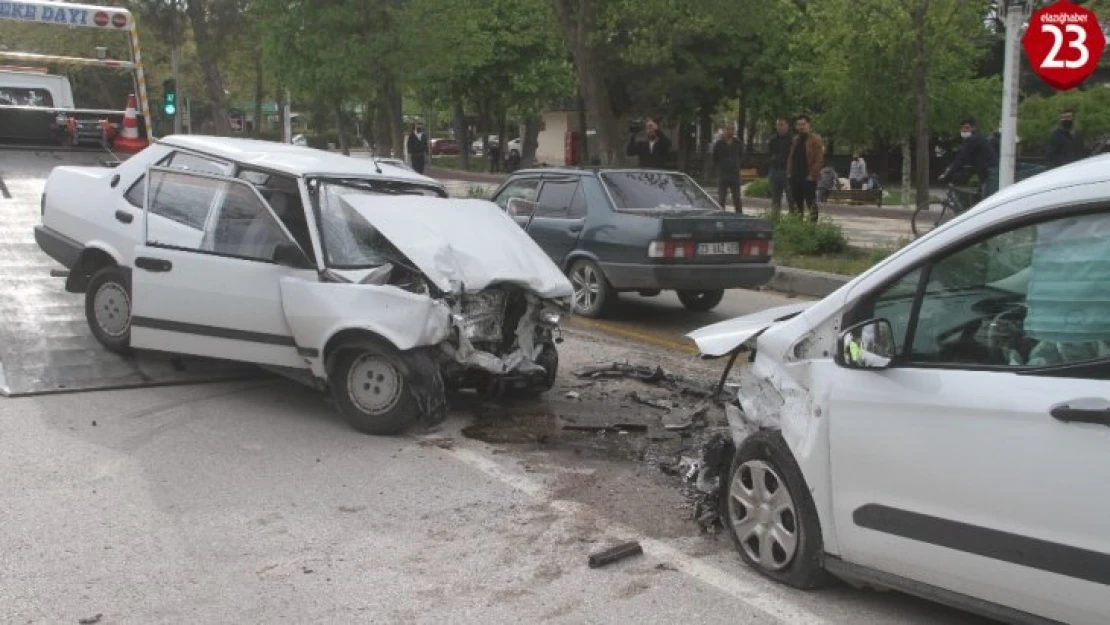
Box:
[600,171,717,211]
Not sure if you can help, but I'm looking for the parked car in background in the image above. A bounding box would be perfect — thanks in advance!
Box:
[34,136,570,436]
[489,168,774,317]
[429,138,461,156]
[688,155,1110,625]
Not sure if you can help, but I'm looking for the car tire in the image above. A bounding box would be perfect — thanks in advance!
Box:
[568,259,613,318]
[720,430,830,590]
[677,289,725,312]
[330,341,431,436]
[85,265,132,354]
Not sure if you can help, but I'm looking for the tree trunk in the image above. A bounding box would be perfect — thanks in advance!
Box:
[699,111,712,181]
[374,97,393,158]
[386,77,404,159]
[553,0,623,165]
[902,138,912,209]
[912,2,931,211]
[334,100,349,156]
[253,52,264,138]
[454,101,469,171]
[522,114,541,167]
[186,0,229,135]
[735,94,746,211]
[577,93,590,164]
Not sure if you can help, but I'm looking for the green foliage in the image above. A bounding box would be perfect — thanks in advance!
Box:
[744,178,772,198]
[1019,88,1110,151]
[769,213,849,256]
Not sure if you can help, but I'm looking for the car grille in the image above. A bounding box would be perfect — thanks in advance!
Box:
[460,290,508,343]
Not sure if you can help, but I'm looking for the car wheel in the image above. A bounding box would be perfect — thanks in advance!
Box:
[568,259,613,318]
[721,430,829,589]
[677,289,725,312]
[330,342,426,436]
[85,266,132,354]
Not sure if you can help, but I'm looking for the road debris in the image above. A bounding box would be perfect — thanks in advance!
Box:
[573,362,729,401]
[587,541,644,568]
[662,403,710,431]
[629,391,674,411]
[565,391,581,400]
[418,437,457,450]
[78,615,103,625]
[561,423,648,434]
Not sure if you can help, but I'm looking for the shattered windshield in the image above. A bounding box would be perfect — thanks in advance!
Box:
[309,178,443,269]
[600,171,718,211]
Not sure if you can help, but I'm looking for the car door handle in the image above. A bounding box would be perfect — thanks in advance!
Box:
[115,210,134,224]
[1050,399,1110,426]
[568,224,584,233]
[134,256,172,272]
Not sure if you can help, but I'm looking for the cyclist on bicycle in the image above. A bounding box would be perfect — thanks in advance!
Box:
[938,116,997,200]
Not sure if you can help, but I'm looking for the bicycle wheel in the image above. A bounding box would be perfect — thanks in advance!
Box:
[911,202,952,237]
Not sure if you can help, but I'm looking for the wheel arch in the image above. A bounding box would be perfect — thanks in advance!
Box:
[66,245,126,293]
[321,327,406,380]
[561,249,603,274]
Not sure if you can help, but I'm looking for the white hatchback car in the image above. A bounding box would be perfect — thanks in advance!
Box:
[690,157,1110,624]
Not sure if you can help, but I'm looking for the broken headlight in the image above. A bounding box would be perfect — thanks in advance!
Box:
[459,290,508,343]
[541,310,561,325]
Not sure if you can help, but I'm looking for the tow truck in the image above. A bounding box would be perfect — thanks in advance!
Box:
[0,2,257,396]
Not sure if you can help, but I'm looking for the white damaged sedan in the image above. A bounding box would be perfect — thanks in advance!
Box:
[689,156,1110,624]
[35,136,571,435]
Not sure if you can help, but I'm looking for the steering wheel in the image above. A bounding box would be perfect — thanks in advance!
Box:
[986,304,1027,360]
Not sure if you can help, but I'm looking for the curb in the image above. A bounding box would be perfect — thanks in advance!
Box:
[766,266,852,299]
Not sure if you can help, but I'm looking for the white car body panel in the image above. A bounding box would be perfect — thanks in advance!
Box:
[691,156,1110,624]
[341,195,574,300]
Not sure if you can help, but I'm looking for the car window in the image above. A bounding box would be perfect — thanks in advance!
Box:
[493,178,540,210]
[199,181,292,262]
[124,151,227,209]
[238,170,316,260]
[0,87,53,107]
[856,211,1110,372]
[568,183,588,219]
[536,180,578,218]
[123,153,175,208]
[600,171,717,211]
[145,169,223,248]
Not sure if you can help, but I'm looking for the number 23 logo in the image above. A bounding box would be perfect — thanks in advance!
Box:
[1041,23,1089,69]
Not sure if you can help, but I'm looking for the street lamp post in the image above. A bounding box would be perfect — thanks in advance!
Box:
[999,0,1034,191]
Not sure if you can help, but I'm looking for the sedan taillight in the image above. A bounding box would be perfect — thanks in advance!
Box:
[647,240,695,258]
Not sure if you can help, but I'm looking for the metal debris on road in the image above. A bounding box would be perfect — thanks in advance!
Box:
[561,423,648,434]
[573,362,727,401]
[78,615,103,625]
[628,391,674,411]
[565,390,581,400]
[587,541,644,568]
[662,403,710,431]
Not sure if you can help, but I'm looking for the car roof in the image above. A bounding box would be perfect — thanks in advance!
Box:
[974,154,1110,214]
[158,135,439,184]
[509,167,680,178]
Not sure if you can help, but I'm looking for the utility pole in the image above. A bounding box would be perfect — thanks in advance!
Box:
[999,0,1032,191]
[283,89,292,143]
[171,0,182,135]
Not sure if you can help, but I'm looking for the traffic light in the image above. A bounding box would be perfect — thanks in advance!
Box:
[162,78,177,116]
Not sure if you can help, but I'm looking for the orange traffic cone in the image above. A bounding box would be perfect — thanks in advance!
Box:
[112,94,147,153]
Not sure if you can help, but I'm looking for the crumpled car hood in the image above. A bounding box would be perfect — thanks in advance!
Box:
[687,302,814,356]
[339,195,574,300]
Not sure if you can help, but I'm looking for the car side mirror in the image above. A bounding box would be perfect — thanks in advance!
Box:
[836,318,896,370]
[272,241,312,269]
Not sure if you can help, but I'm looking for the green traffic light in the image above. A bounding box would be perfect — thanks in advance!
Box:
[164,103,177,116]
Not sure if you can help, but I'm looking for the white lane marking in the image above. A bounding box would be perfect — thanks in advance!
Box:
[444,445,829,625]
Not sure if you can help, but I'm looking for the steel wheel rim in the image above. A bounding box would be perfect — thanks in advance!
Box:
[94,281,130,338]
[571,264,600,313]
[346,353,404,415]
[729,460,799,571]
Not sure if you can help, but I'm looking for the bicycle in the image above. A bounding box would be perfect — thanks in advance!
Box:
[911,183,979,238]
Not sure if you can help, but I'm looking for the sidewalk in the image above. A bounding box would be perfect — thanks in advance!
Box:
[433,169,914,250]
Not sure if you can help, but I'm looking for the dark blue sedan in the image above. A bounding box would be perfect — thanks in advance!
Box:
[490,168,774,317]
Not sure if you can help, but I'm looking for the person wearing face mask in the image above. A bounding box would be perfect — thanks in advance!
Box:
[939,117,997,199]
[626,118,672,169]
[1046,109,1083,168]
[407,122,429,174]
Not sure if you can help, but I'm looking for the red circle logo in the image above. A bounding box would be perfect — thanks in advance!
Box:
[112,13,128,28]
[94,11,109,26]
[1023,0,1107,91]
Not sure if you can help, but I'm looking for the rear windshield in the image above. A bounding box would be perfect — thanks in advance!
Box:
[0,87,54,108]
[600,171,717,211]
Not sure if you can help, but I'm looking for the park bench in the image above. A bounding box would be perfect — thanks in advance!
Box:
[741,168,759,183]
[827,187,883,208]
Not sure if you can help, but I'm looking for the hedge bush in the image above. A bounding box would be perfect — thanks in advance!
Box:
[769,212,849,256]
[744,177,772,198]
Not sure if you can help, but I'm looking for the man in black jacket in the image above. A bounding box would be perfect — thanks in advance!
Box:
[626,118,671,169]
[767,116,794,213]
[1046,109,1084,168]
[939,117,997,198]
[712,122,743,213]
[406,123,429,174]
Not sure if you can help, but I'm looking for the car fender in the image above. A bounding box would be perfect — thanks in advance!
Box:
[64,242,127,292]
[561,249,602,273]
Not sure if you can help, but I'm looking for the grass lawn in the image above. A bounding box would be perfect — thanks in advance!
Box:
[774,245,898,277]
[431,155,490,173]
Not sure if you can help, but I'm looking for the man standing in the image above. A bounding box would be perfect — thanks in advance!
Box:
[626,118,671,169]
[1046,109,1083,168]
[939,117,997,199]
[786,115,824,222]
[712,122,742,213]
[767,116,794,214]
[407,122,429,175]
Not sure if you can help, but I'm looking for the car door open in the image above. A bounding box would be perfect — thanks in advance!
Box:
[130,166,317,368]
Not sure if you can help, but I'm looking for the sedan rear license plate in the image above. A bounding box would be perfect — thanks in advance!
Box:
[697,242,740,256]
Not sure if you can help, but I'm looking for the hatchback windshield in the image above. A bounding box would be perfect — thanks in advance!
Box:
[600,171,717,211]
[308,177,445,269]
